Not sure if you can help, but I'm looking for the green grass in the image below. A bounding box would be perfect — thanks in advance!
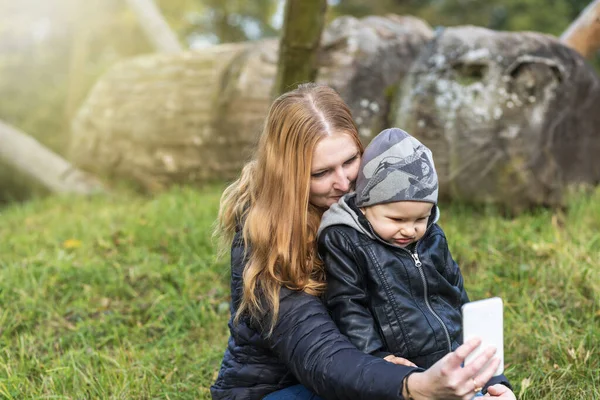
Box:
[0,185,598,399]
[0,186,230,399]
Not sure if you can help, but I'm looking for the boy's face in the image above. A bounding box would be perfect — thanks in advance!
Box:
[362,201,433,248]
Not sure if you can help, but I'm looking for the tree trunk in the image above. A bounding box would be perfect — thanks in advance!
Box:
[125,0,182,54]
[65,18,91,121]
[274,0,327,96]
[0,120,104,194]
[560,0,600,59]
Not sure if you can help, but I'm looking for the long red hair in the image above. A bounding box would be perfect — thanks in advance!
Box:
[217,83,363,332]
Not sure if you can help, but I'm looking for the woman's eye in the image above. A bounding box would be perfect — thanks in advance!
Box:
[343,156,358,165]
[311,171,327,178]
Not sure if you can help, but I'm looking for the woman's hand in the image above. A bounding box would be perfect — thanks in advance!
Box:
[483,384,517,399]
[383,355,417,367]
[404,338,501,400]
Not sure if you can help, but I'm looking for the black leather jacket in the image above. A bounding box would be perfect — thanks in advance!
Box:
[318,197,511,391]
[210,230,418,400]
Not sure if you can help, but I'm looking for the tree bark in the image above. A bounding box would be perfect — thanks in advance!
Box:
[274,0,327,97]
[560,0,600,59]
[0,120,104,194]
[125,0,183,54]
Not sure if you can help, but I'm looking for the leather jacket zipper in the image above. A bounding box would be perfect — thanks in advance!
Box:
[411,250,452,353]
[364,208,452,352]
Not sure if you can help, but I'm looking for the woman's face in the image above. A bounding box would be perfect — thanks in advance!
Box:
[309,132,361,209]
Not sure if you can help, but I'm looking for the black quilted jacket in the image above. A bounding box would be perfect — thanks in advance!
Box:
[210,231,417,400]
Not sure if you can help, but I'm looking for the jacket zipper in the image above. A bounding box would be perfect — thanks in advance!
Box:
[364,209,452,352]
[411,250,452,353]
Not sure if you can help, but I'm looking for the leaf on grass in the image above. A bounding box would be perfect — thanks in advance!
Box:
[96,237,112,249]
[519,377,531,397]
[530,242,556,257]
[164,367,178,383]
[551,213,565,230]
[62,238,82,249]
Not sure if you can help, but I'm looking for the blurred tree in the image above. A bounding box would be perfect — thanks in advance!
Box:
[180,0,280,46]
[0,0,154,152]
[0,0,152,200]
[153,0,204,42]
[274,0,327,96]
[329,0,591,36]
[126,0,183,53]
[329,0,599,69]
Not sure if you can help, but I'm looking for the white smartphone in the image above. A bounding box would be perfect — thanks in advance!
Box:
[462,297,504,376]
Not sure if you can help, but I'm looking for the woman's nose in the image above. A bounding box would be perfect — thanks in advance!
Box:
[332,168,351,192]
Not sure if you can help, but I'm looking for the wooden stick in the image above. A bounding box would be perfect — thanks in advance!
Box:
[560,0,600,59]
[0,120,104,194]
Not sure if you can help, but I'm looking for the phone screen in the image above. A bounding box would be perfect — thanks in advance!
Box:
[462,297,504,376]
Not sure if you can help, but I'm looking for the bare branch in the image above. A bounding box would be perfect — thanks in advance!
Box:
[125,0,183,54]
[0,120,104,194]
[560,0,600,59]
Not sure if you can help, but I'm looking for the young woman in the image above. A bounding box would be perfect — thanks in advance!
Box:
[211,83,508,400]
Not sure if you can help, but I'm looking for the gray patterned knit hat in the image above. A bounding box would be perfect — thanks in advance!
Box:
[355,128,438,207]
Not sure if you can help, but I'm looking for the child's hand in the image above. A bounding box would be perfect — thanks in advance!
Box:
[383,354,417,367]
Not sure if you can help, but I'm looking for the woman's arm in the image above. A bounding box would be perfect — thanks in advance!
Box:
[268,288,416,400]
[320,227,391,357]
[403,338,508,400]
[269,296,514,400]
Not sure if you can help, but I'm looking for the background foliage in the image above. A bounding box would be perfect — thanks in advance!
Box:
[1,0,598,202]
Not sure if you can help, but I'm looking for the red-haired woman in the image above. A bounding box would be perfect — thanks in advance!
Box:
[211,83,508,400]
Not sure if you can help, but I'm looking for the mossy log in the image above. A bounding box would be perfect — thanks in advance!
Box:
[70,15,433,191]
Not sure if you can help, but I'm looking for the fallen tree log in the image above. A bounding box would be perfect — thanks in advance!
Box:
[70,15,433,191]
[0,119,104,194]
